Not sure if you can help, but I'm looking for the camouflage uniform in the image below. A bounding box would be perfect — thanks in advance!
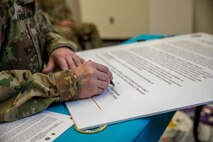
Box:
[37,0,102,51]
[0,0,79,122]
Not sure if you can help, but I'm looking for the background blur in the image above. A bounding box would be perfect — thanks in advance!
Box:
[66,0,213,40]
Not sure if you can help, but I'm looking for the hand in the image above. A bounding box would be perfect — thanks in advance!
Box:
[42,47,85,73]
[74,61,113,99]
[60,20,73,27]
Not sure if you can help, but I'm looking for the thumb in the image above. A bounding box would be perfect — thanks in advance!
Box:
[42,58,55,74]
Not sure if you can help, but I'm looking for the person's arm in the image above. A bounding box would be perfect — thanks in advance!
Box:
[36,9,84,72]
[0,2,112,122]
[0,61,112,122]
[0,69,79,122]
[36,9,77,56]
[0,3,75,122]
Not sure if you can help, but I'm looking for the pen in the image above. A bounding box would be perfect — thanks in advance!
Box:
[110,81,115,86]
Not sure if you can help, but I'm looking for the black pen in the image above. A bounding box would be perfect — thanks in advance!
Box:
[110,81,115,86]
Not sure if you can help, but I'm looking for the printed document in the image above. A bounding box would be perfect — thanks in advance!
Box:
[66,33,213,130]
[0,111,73,142]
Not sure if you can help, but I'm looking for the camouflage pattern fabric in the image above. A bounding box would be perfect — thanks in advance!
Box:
[0,69,79,122]
[37,0,72,25]
[0,0,79,122]
[37,0,102,50]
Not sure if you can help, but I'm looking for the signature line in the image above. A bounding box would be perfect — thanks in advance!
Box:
[91,98,102,110]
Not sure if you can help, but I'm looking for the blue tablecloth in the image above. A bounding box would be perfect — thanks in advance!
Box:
[48,104,173,142]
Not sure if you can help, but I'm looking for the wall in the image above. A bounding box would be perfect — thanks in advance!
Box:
[149,0,193,34]
[194,0,213,34]
[78,0,149,39]
[66,0,213,37]
[65,0,81,21]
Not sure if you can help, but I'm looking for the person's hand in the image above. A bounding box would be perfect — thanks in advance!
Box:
[42,47,85,73]
[74,61,113,99]
[60,19,74,27]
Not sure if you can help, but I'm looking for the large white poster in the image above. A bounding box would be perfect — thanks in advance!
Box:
[66,33,213,130]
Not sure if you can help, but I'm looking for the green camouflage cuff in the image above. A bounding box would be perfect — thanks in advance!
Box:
[54,69,79,102]
[46,32,77,56]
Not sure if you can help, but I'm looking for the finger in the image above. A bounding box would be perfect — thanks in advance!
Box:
[96,63,113,80]
[96,80,109,89]
[75,54,85,64]
[96,63,110,73]
[72,56,82,66]
[66,57,76,69]
[42,58,55,73]
[96,87,104,94]
[79,56,85,64]
[58,58,68,71]
[109,70,113,81]
[96,71,110,82]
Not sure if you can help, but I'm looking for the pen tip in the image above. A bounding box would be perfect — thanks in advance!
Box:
[110,81,115,86]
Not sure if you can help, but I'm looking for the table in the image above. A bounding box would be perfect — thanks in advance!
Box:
[49,34,175,142]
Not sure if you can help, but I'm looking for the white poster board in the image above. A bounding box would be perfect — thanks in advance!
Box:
[66,33,213,130]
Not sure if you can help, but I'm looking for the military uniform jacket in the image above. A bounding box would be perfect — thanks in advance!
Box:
[0,0,79,122]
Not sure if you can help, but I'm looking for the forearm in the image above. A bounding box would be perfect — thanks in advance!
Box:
[0,69,79,122]
[45,32,77,55]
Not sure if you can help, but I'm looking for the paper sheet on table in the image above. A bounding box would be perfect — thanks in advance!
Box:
[66,33,213,130]
[0,111,73,142]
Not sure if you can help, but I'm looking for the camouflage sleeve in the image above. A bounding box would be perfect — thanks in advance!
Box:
[36,8,77,56]
[0,69,79,122]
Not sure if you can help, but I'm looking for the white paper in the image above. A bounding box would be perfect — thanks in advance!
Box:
[66,33,213,130]
[0,111,73,142]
